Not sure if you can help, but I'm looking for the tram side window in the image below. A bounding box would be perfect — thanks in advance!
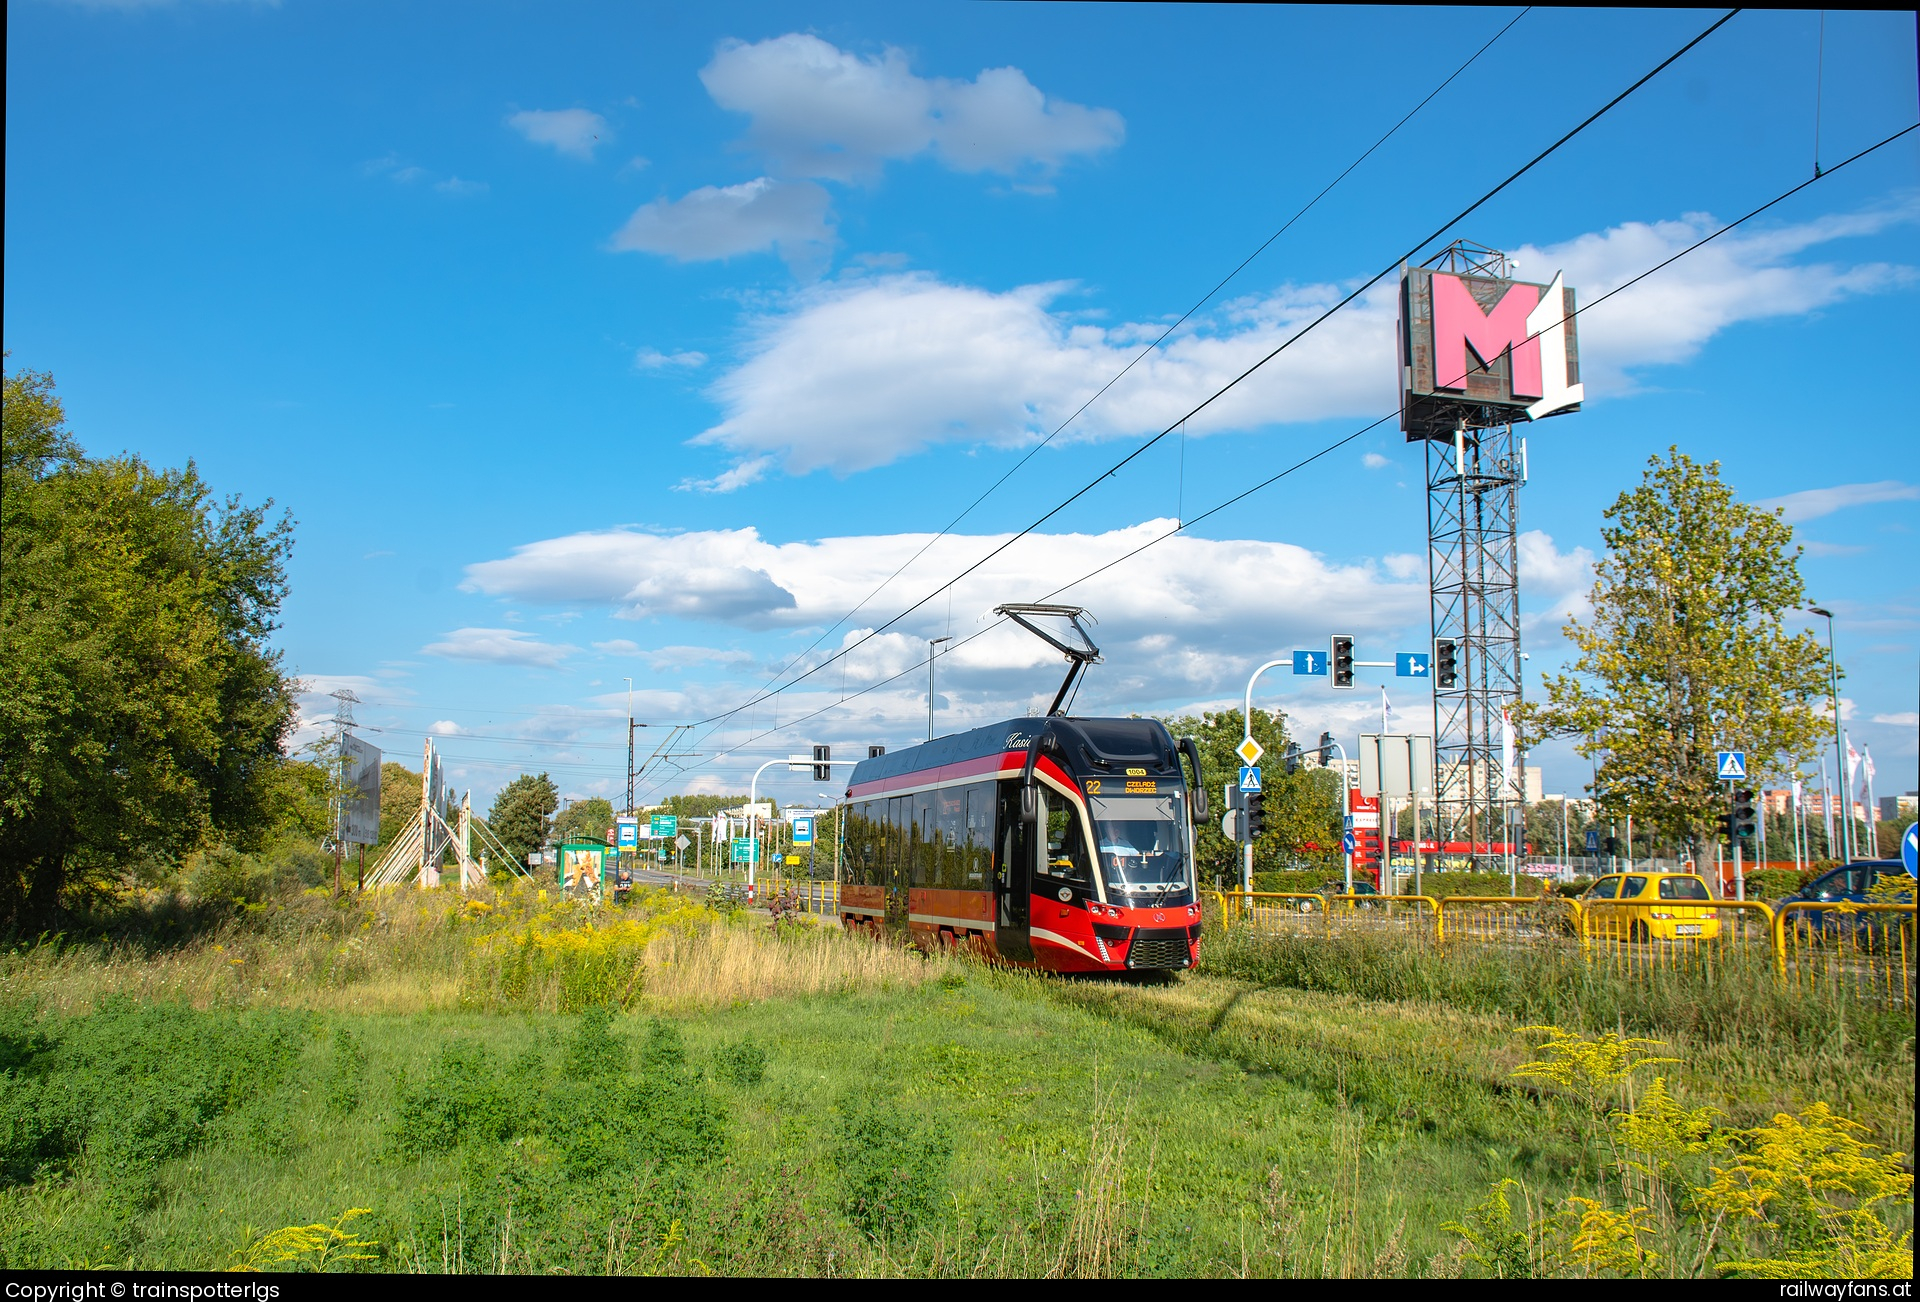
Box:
[855,803,878,887]
[885,797,905,886]
[936,789,965,888]
[963,782,992,886]
[911,791,934,888]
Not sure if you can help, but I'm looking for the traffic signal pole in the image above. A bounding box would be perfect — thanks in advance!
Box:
[1241,659,1291,893]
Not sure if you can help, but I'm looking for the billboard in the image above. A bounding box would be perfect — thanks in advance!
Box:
[339,735,381,846]
[1399,267,1583,439]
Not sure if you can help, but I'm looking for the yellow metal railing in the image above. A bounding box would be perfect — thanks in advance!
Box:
[1209,886,1916,1007]
[758,877,842,916]
[1774,901,1915,1006]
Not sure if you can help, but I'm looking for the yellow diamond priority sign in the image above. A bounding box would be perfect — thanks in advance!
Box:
[1236,737,1264,766]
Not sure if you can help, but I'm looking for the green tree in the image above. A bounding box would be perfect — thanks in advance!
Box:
[1158,708,1342,887]
[377,761,422,845]
[552,796,615,846]
[1525,449,1830,855]
[1,364,297,926]
[488,772,558,869]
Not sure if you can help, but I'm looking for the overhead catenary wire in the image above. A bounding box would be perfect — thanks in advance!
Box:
[639,115,1916,799]
[678,8,1739,735]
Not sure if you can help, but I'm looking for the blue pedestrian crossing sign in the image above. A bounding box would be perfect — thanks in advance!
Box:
[1396,652,1430,678]
[1585,828,1600,853]
[1715,751,1747,780]
[1292,649,1326,676]
[1239,766,1262,793]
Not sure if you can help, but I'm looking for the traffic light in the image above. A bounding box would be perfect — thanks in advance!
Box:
[812,744,831,781]
[1245,789,1267,840]
[1604,835,1620,857]
[1715,811,1733,844]
[1434,638,1458,688]
[1318,731,1335,765]
[1330,635,1355,689]
[1283,742,1302,776]
[1731,789,1756,839]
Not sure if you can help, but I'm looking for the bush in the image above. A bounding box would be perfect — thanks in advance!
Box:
[388,1039,520,1159]
[1743,867,1801,903]
[323,1027,366,1117]
[0,1000,302,1196]
[560,1006,628,1081]
[833,1084,950,1242]
[1402,872,1546,899]
[713,1037,768,1087]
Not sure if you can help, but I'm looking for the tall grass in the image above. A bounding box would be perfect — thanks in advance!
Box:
[1,881,934,1016]
[1193,924,1914,1151]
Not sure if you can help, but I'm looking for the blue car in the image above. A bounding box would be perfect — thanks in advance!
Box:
[1777,859,1915,940]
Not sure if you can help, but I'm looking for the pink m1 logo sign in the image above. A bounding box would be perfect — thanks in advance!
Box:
[1398,266,1583,437]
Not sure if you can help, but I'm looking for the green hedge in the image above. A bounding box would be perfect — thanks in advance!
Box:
[1391,871,1546,899]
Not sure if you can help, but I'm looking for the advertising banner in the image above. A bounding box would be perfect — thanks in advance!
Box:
[338,735,381,846]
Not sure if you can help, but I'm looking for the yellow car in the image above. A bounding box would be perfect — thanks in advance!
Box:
[1580,872,1722,943]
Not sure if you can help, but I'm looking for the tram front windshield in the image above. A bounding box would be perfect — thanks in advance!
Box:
[1089,793,1190,900]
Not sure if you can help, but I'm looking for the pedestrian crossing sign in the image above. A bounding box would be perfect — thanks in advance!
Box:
[1715,751,1746,780]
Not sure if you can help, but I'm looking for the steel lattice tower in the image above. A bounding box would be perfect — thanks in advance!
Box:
[1416,243,1529,867]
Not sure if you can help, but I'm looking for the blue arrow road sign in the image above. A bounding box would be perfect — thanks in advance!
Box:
[1585,828,1600,853]
[1396,652,1430,677]
[1716,751,1747,780]
[1342,830,1357,854]
[1239,766,1262,793]
[1903,823,1917,878]
[1292,649,1326,676]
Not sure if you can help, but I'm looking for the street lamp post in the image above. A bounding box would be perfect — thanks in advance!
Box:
[1808,607,1848,864]
[928,636,953,741]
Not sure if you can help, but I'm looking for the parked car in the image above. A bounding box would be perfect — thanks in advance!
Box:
[1777,859,1914,942]
[1579,872,1721,943]
[1287,880,1379,912]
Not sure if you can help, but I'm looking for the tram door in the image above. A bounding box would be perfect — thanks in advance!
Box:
[995,781,1033,961]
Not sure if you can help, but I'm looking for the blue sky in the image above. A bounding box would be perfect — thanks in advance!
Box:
[7,2,1918,813]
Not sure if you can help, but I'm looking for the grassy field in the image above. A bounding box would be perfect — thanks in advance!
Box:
[0,883,1911,1276]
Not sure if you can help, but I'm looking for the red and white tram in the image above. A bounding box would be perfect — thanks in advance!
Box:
[839,714,1209,973]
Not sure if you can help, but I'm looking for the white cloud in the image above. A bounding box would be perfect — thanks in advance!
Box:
[648,645,756,671]
[635,347,708,371]
[422,627,575,667]
[1756,480,1920,524]
[1362,452,1391,470]
[364,154,487,197]
[461,521,1429,725]
[676,201,1915,487]
[611,178,834,274]
[592,639,641,656]
[1509,197,1919,390]
[1802,540,1872,557]
[507,108,609,160]
[487,533,1604,791]
[1517,529,1597,643]
[1873,712,1919,727]
[698,34,1122,182]
[428,720,465,736]
[686,271,1393,485]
